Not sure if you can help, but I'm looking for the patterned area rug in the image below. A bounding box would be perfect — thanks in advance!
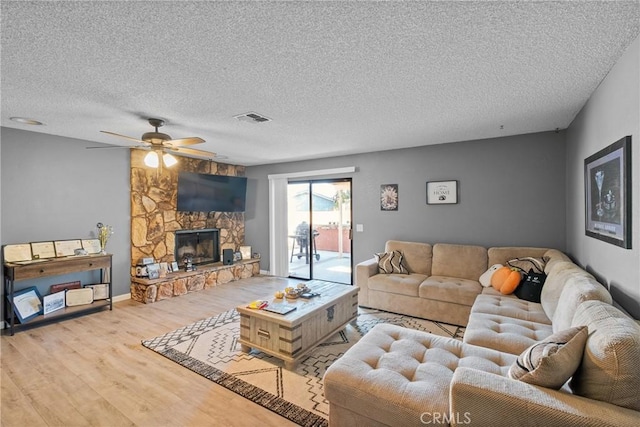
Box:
[142,308,465,427]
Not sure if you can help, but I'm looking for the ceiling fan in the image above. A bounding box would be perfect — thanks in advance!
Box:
[94,118,216,168]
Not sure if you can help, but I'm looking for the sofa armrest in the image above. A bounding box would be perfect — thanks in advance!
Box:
[355,258,378,307]
[450,368,640,427]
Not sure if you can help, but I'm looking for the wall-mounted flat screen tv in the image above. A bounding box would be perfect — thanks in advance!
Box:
[177,172,247,212]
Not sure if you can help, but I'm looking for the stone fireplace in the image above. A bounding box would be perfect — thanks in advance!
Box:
[129,150,260,304]
[175,228,220,268]
[129,149,246,273]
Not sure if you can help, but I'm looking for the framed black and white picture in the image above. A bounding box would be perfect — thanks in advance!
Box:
[43,290,66,315]
[427,180,458,204]
[584,135,631,248]
[380,184,399,211]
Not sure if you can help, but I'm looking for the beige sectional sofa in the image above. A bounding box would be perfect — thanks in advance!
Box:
[324,240,640,426]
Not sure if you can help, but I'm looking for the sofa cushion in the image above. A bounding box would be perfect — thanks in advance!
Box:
[570,300,640,411]
[375,250,408,274]
[463,312,553,355]
[431,243,487,281]
[551,275,612,332]
[471,294,551,324]
[540,261,594,320]
[385,240,432,275]
[323,324,515,426]
[487,246,549,267]
[419,276,482,306]
[368,273,426,297]
[508,326,588,389]
[542,248,572,274]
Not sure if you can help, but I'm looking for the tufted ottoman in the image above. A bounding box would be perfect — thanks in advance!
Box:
[323,324,515,426]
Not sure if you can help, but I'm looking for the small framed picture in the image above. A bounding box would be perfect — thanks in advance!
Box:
[240,245,252,260]
[10,286,43,323]
[233,251,242,262]
[85,283,109,300]
[147,263,160,279]
[54,240,82,257]
[171,261,179,272]
[30,241,56,259]
[3,243,33,263]
[380,184,399,211]
[81,239,101,254]
[43,290,66,315]
[427,180,458,204]
[159,262,168,277]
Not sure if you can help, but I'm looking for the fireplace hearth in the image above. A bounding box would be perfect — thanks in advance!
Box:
[175,229,220,268]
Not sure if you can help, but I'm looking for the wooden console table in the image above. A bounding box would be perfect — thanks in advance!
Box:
[4,254,113,335]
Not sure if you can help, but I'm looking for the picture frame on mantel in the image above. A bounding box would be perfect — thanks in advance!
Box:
[427,180,458,205]
[584,135,631,249]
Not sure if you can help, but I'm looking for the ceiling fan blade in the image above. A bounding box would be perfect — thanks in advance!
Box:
[170,146,217,158]
[100,130,150,145]
[86,145,139,149]
[166,137,205,147]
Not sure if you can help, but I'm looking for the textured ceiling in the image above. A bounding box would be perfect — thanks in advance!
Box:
[1,1,639,166]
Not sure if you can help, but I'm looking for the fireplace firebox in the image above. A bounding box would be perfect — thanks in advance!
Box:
[175,229,220,268]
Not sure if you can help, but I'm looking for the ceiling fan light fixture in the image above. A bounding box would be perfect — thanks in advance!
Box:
[144,151,160,168]
[163,153,178,167]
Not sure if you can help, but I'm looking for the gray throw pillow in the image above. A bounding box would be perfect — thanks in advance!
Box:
[508,326,588,389]
[375,250,409,274]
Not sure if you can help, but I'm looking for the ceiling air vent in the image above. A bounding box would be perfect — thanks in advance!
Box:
[234,112,271,123]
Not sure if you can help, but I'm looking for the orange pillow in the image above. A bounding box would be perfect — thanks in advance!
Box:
[491,266,522,294]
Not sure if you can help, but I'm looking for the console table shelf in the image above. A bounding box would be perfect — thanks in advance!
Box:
[4,254,113,335]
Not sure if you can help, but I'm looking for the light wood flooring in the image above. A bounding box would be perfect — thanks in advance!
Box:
[1,275,307,427]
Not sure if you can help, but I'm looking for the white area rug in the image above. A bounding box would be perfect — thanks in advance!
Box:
[142,308,465,426]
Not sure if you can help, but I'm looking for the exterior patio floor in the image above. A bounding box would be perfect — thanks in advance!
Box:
[288,249,352,285]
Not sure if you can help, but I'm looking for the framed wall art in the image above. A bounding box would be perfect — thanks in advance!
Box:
[584,135,631,248]
[380,184,399,211]
[427,180,458,204]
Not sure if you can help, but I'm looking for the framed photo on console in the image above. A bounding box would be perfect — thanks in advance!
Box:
[11,286,43,323]
[584,135,631,249]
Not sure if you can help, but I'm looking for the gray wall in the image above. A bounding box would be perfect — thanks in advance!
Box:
[566,36,639,319]
[1,127,130,318]
[245,131,567,271]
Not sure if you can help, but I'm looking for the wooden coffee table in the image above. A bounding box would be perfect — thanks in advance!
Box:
[237,280,359,369]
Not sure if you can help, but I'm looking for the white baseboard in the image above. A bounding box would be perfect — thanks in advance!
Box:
[112,293,131,303]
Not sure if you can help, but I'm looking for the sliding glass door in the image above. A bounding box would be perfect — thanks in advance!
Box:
[287,179,352,284]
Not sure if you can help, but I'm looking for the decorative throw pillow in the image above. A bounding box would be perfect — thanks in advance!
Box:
[513,269,547,303]
[479,264,503,287]
[375,250,409,274]
[507,257,547,274]
[508,326,588,389]
[491,266,522,294]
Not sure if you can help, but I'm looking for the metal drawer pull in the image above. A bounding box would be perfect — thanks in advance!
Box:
[257,329,270,339]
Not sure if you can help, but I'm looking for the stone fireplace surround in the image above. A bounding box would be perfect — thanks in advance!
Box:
[129,150,259,303]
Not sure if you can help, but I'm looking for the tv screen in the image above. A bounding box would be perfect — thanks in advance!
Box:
[177,172,247,212]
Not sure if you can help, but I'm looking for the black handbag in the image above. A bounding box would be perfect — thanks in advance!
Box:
[514,269,546,303]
